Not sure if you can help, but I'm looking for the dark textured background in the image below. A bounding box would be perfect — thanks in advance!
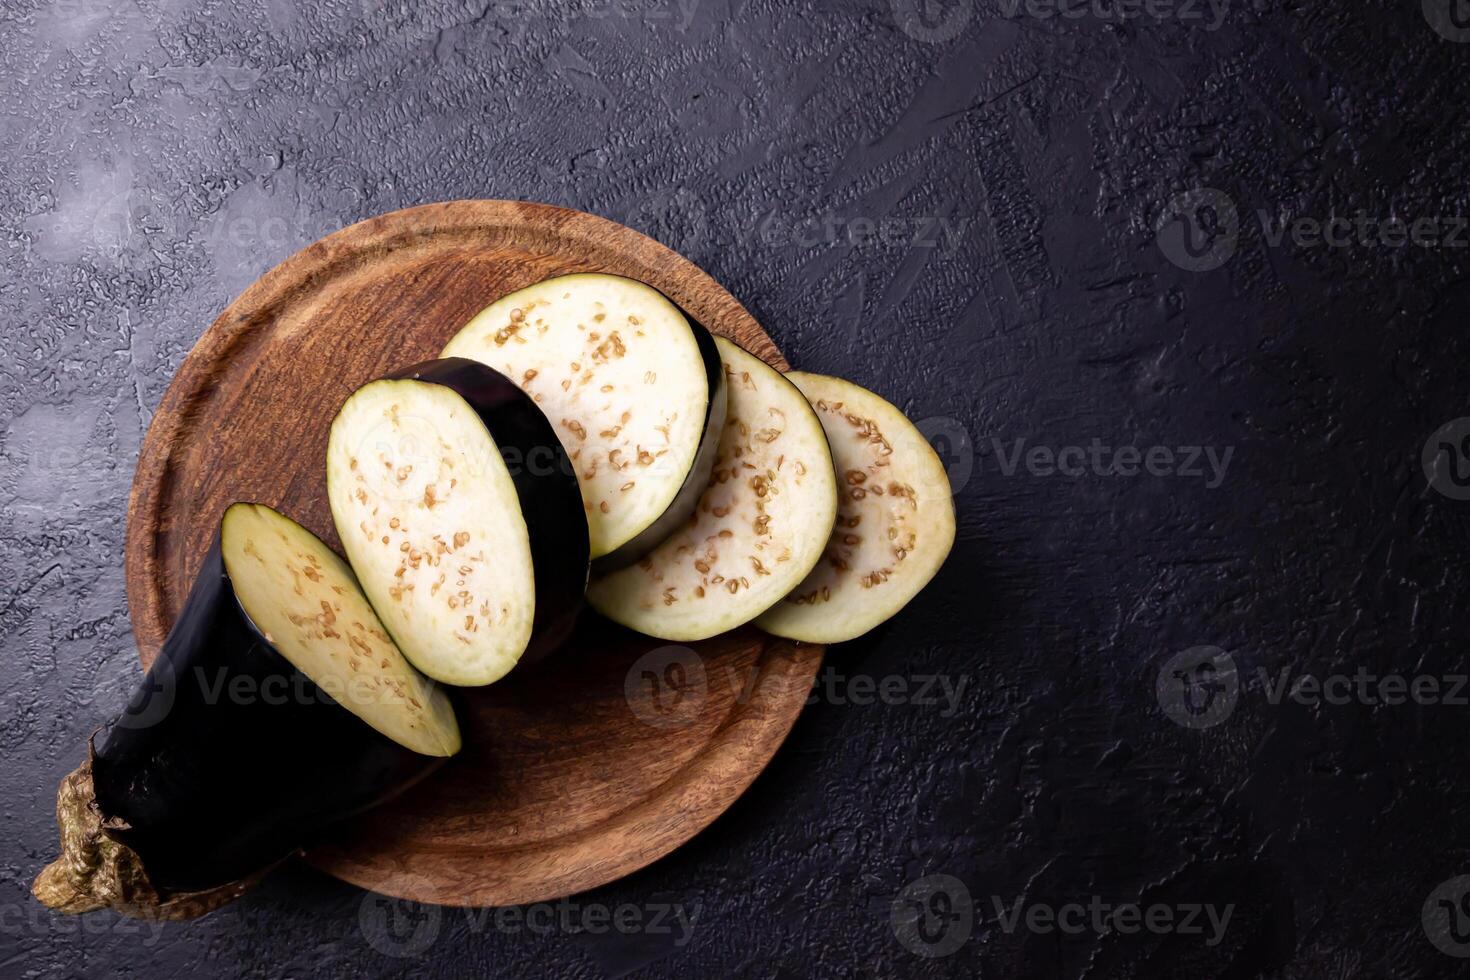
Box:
[5,0,1470,976]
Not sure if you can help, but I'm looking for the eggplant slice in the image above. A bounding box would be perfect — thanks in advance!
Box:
[587,337,837,641]
[442,273,726,569]
[327,358,589,687]
[34,503,459,919]
[755,374,955,643]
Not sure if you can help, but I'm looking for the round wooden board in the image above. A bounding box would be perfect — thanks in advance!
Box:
[125,200,824,907]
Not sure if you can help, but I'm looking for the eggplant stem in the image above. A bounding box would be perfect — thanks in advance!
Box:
[32,754,253,920]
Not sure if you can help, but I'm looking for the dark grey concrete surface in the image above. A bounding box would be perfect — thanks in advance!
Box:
[5,0,1470,976]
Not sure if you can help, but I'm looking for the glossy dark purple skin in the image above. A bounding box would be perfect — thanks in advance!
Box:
[388,358,591,667]
[589,312,728,575]
[92,507,447,894]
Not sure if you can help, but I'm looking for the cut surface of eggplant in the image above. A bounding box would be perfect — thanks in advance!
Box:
[755,374,955,643]
[441,273,725,566]
[34,504,459,918]
[222,503,459,756]
[327,358,588,687]
[587,337,837,641]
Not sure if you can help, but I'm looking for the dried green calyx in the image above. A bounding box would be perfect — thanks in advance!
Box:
[32,754,252,920]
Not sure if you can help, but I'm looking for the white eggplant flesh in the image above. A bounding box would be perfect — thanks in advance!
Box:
[222,503,462,756]
[755,374,955,644]
[327,378,542,686]
[442,273,723,564]
[588,337,838,641]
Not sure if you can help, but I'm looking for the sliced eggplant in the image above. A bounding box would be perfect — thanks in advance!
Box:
[326,357,589,687]
[33,503,460,919]
[755,374,955,643]
[441,273,726,569]
[587,337,837,641]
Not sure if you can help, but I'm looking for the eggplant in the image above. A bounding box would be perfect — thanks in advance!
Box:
[587,337,838,641]
[33,503,460,919]
[326,357,589,687]
[441,273,727,572]
[755,374,956,643]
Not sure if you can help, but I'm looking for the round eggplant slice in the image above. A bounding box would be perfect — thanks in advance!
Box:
[587,337,838,641]
[441,273,726,569]
[755,374,955,643]
[326,358,589,687]
[33,503,460,919]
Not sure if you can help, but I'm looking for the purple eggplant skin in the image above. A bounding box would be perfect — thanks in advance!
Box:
[91,523,449,896]
[589,313,728,575]
[388,358,591,666]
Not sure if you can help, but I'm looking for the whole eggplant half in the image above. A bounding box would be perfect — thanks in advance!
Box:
[33,503,460,919]
[326,358,590,687]
[440,273,727,573]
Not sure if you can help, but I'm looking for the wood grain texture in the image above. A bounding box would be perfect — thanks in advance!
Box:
[124,200,823,907]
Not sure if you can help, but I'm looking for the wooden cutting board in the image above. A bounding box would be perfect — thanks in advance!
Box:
[125,200,824,907]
